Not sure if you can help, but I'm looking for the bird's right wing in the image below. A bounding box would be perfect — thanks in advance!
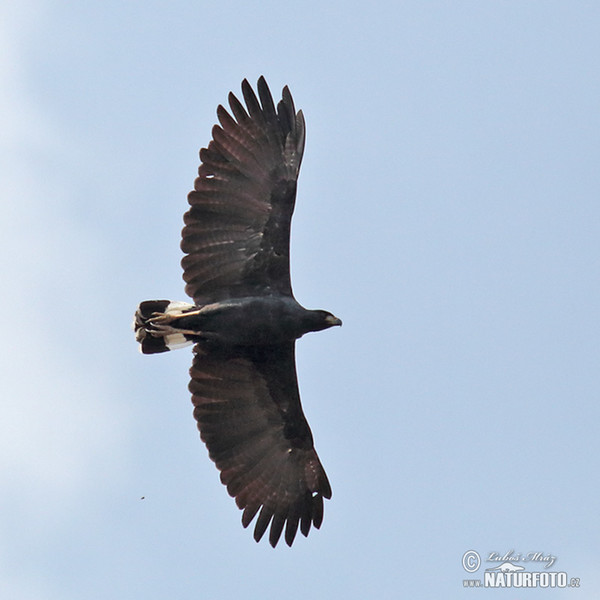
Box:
[189,342,331,547]
[181,77,305,304]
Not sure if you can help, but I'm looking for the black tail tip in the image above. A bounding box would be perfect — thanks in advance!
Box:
[133,300,195,354]
[134,300,172,354]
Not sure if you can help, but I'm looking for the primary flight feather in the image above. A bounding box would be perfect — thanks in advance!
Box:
[134,77,341,547]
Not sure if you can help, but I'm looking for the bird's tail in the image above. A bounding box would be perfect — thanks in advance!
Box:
[133,300,196,354]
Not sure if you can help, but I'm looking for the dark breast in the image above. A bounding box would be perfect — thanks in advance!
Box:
[177,296,306,346]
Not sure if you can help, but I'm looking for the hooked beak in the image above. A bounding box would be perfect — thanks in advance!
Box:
[325,315,342,327]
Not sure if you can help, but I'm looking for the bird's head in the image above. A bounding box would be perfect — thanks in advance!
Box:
[305,310,342,333]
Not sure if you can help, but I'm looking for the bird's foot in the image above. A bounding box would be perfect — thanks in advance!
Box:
[147,313,198,337]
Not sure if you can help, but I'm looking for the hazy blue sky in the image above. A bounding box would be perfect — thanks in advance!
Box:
[2,1,599,598]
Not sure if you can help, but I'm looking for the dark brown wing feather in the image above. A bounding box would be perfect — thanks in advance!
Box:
[189,342,331,547]
[181,77,306,304]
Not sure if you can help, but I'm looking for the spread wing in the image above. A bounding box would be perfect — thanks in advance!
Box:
[189,342,331,547]
[181,77,305,305]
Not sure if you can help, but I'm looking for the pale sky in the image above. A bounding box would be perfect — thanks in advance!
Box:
[2,1,599,598]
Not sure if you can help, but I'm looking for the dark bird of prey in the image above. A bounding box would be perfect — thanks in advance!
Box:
[134,77,341,547]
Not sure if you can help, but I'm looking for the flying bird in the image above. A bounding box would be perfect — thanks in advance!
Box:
[134,77,341,547]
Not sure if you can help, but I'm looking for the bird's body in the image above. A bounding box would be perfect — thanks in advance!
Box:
[134,77,340,547]
[139,295,339,349]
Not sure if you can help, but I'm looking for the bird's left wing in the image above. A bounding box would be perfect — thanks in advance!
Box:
[189,342,331,547]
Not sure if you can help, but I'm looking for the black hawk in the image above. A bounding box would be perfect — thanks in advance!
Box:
[134,77,341,547]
